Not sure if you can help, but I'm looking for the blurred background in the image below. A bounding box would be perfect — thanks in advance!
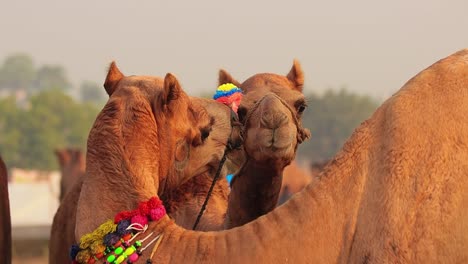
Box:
[0,0,466,263]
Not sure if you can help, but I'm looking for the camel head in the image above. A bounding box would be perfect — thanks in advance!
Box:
[76,62,212,238]
[219,60,311,169]
[54,148,85,201]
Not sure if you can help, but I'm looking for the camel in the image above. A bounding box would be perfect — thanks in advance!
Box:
[55,148,85,201]
[126,49,468,263]
[165,60,312,229]
[216,62,311,228]
[50,62,214,262]
[0,155,11,264]
[73,62,215,238]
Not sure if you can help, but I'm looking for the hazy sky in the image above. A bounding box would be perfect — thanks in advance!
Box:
[1,0,466,99]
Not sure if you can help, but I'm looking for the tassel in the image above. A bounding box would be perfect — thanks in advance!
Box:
[116,219,131,236]
[70,244,80,260]
[76,249,91,263]
[103,233,120,247]
[89,241,106,255]
[79,220,116,249]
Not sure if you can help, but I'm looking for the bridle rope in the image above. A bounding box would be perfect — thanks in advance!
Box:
[192,109,241,230]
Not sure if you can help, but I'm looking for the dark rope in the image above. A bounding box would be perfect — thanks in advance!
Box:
[192,144,230,230]
[192,108,240,230]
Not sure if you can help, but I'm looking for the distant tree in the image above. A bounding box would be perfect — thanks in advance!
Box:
[297,88,379,162]
[0,53,36,91]
[34,65,71,91]
[0,89,100,170]
[0,97,22,167]
[80,80,106,104]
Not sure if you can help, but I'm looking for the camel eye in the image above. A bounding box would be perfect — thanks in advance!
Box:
[200,127,211,142]
[297,104,307,114]
[294,99,307,115]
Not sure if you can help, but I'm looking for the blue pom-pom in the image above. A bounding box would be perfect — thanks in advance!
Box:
[103,232,120,247]
[69,244,80,260]
[213,88,242,99]
[116,219,131,236]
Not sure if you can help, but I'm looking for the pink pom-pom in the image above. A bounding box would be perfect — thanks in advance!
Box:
[131,214,148,226]
[149,206,166,221]
[128,253,139,262]
[229,93,243,113]
[215,93,243,114]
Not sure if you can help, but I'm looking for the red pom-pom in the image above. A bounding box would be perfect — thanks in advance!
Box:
[147,197,162,209]
[138,202,150,216]
[114,197,163,223]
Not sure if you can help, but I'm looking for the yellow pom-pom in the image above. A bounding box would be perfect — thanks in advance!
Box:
[79,233,95,249]
[217,83,237,92]
[79,219,116,249]
[95,220,117,237]
[76,249,91,263]
[90,240,106,255]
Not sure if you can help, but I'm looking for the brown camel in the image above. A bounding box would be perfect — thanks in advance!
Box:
[74,62,213,238]
[50,62,214,262]
[55,148,85,201]
[131,49,468,263]
[162,61,311,230]
[0,155,11,264]
[219,60,311,228]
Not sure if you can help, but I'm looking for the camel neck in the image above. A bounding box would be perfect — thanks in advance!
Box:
[225,159,284,228]
[142,124,372,263]
[143,168,366,263]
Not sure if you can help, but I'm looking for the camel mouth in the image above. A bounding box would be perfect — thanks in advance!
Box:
[256,127,295,149]
[245,125,297,162]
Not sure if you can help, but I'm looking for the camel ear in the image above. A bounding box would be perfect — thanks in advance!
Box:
[163,73,182,102]
[103,61,124,96]
[54,149,70,167]
[287,59,304,92]
[219,69,242,88]
[161,73,186,111]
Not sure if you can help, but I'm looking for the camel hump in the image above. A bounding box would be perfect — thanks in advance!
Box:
[400,48,468,95]
[381,49,468,126]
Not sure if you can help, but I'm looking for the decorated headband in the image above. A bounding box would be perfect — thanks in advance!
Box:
[213,83,243,114]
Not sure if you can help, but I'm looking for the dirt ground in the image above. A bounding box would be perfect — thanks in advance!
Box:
[12,239,49,264]
[12,256,48,264]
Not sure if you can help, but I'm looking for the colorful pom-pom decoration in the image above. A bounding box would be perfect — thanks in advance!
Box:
[149,206,166,221]
[213,83,243,114]
[131,214,149,226]
[71,196,167,264]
